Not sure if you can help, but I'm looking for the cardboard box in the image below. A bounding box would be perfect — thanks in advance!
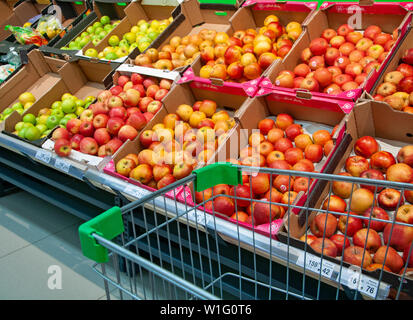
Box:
[178,0,318,97]
[283,99,413,298]
[3,56,113,148]
[125,0,239,74]
[78,0,178,63]
[104,80,249,197]
[259,1,412,103]
[176,89,350,240]
[0,49,64,117]
[368,21,413,105]
[93,0,132,21]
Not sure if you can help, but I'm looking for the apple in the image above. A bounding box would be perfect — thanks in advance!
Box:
[363,206,389,232]
[343,245,372,268]
[66,118,82,135]
[373,246,404,274]
[314,68,332,87]
[118,125,138,142]
[332,172,354,199]
[310,213,337,238]
[79,137,98,155]
[54,138,71,157]
[345,155,370,177]
[387,163,413,183]
[285,124,303,141]
[274,138,294,154]
[396,204,413,225]
[364,25,382,40]
[89,102,109,116]
[377,82,397,97]
[213,196,235,217]
[308,56,325,71]
[94,128,111,146]
[350,188,375,214]
[275,72,294,88]
[324,47,341,66]
[322,195,347,217]
[330,234,350,256]
[52,127,70,141]
[338,24,354,37]
[353,228,382,253]
[330,35,345,48]
[378,188,404,211]
[310,238,338,258]
[399,76,413,94]
[370,151,396,173]
[360,169,385,193]
[397,145,413,167]
[251,173,270,195]
[109,106,127,120]
[116,158,136,177]
[355,38,374,51]
[339,42,355,56]
[292,159,314,173]
[294,134,313,151]
[126,112,147,131]
[252,200,282,225]
[106,117,124,136]
[70,134,83,150]
[258,118,275,135]
[97,90,112,104]
[300,78,319,91]
[397,63,413,77]
[110,85,123,96]
[312,130,331,146]
[322,28,337,41]
[338,214,363,237]
[309,37,328,56]
[384,223,413,252]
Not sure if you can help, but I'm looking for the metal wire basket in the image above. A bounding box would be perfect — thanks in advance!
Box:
[79,163,413,300]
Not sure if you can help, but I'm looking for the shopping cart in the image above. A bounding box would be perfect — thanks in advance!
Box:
[79,163,413,300]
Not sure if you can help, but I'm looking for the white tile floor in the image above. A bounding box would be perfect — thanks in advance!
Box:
[0,190,115,300]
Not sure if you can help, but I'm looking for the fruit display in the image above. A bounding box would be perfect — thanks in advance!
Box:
[373,47,413,114]
[83,17,173,60]
[192,112,337,224]
[61,16,121,51]
[35,14,63,40]
[134,14,302,81]
[272,24,398,95]
[50,73,172,158]
[0,91,36,122]
[114,99,236,190]
[12,93,95,141]
[301,134,413,274]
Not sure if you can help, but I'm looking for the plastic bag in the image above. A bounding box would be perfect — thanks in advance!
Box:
[0,47,21,67]
[35,14,63,40]
[4,25,47,46]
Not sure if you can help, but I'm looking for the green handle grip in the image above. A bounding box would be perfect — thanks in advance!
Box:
[193,162,242,192]
[78,206,124,263]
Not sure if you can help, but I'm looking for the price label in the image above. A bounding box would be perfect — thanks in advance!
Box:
[123,185,150,199]
[346,269,379,298]
[35,149,51,164]
[298,253,335,279]
[54,158,71,173]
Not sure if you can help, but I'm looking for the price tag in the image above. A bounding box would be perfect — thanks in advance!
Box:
[346,269,379,298]
[123,185,150,199]
[54,158,71,173]
[35,149,51,164]
[297,253,335,279]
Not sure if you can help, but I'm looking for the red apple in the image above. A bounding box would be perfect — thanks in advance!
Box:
[343,245,372,268]
[54,138,71,157]
[330,234,350,256]
[370,151,396,173]
[79,137,98,155]
[310,213,337,238]
[338,214,363,237]
[345,155,369,177]
[378,188,404,211]
[93,128,111,146]
[363,207,389,232]
[310,238,338,258]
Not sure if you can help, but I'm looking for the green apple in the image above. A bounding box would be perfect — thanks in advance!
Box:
[147,31,159,41]
[22,122,33,129]
[81,31,89,38]
[108,35,120,47]
[139,23,149,33]
[100,16,110,25]
[12,102,23,110]
[18,128,27,139]
[118,39,129,48]
[16,109,24,115]
[61,93,73,101]
[75,106,84,116]
[15,121,25,131]
[59,117,69,127]
[85,96,95,104]
[85,48,98,57]
[138,42,151,52]
[36,123,48,134]
[92,21,102,29]
[75,99,85,108]
[24,126,41,141]
[150,20,160,30]
[94,27,104,35]
[2,107,13,116]
[37,114,49,125]
[61,99,77,114]
[104,24,113,33]
[46,115,60,129]
[69,41,79,50]
[51,109,65,119]
[64,113,77,120]
[92,39,100,46]
[116,47,128,58]
[51,101,62,109]
[128,43,138,53]
[23,113,36,125]
[105,52,118,60]
[79,37,90,48]
[123,32,136,44]
[86,26,95,34]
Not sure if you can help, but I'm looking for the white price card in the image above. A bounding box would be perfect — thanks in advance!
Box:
[297,253,335,279]
[346,269,379,298]
[54,158,71,173]
[35,149,51,164]
[123,185,150,199]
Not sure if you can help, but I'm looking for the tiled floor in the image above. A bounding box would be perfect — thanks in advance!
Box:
[0,190,116,300]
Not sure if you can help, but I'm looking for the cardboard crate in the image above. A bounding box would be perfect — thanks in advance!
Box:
[3,55,114,148]
[259,1,412,103]
[176,88,351,239]
[0,49,65,120]
[93,0,133,20]
[368,20,413,109]
[78,0,179,63]
[104,81,249,197]
[282,99,413,299]
[178,0,318,97]
[125,0,239,73]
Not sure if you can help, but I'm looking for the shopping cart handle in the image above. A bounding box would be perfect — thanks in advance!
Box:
[193,162,243,192]
[78,206,125,263]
